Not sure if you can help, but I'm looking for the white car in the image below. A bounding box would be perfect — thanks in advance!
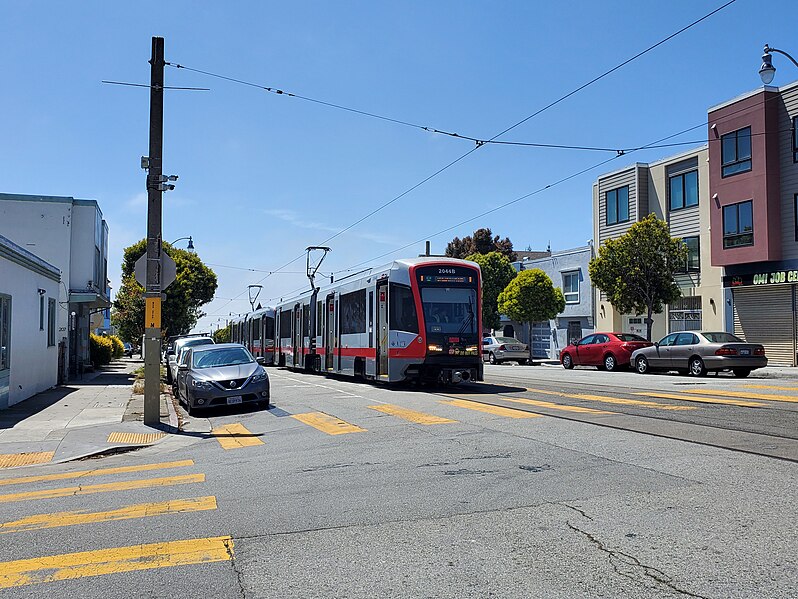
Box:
[166,336,214,385]
[482,336,529,365]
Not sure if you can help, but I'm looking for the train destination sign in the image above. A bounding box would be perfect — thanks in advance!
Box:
[723,270,798,288]
[417,266,476,285]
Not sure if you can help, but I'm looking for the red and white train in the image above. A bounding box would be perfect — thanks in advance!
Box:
[233,257,483,384]
[230,307,276,365]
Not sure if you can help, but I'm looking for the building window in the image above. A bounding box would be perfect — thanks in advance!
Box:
[723,201,754,248]
[795,194,798,242]
[721,127,752,177]
[39,295,45,331]
[47,298,56,347]
[669,296,701,332]
[0,295,10,371]
[678,237,700,272]
[794,117,798,163]
[562,272,580,304]
[606,186,629,225]
[669,170,698,211]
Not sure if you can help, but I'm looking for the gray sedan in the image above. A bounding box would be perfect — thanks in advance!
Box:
[483,336,528,365]
[177,343,270,414]
[631,331,767,377]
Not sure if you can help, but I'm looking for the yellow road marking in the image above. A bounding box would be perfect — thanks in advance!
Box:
[439,399,541,419]
[744,384,798,391]
[635,392,766,407]
[0,496,217,534]
[0,459,194,488]
[368,404,456,424]
[106,432,166,444]
[524,388,696,411]
[0,535,233,589]
[0,452,54,469]
[503,397,612,414]
[211,423,265,450]
[291,412,367,435]
[0,473,204,504]
[684,389,798,403]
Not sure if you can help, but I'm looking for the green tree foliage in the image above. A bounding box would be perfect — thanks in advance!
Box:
[90,333,113,366]
[111,240,218,339]
[588,214,688,341]
[446,228,517,261]
[213,325,231,344]
[465,252,517,331]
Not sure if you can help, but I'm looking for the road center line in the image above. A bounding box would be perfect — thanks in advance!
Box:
[211,423,265,450]
[0,460,195,488]
[635,392,766,407]
[368,404,456,424]
[291,412,367,435]
[439,399,541,419]
[685,389,798,403]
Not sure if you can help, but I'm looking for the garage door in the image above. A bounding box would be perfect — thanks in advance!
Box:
[733,286,795,366]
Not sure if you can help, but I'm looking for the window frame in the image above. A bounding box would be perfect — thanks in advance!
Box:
[605,185,630,226]
[0,295,10,372]
[562,271,580,304]
[721,127,752,178]
[668,169,699,211]
[39,295,45,331]
[793,116,798,163]
[722,200,754,249]
[47,298,56,347]
[795,194,798,242]
[678,236,701,273]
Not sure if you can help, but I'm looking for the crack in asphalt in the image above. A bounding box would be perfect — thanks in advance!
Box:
[223,537,247,599]
[565,520,710,599]
[558,502,594,521]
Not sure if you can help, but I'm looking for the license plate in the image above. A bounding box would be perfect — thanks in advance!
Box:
[511,346,521,351]
[227,396,243,405]
[740,349,750,356]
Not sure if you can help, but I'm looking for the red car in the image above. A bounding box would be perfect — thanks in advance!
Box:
[560,332,652,372]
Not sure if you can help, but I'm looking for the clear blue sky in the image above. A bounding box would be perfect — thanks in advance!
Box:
[2,1,795,333]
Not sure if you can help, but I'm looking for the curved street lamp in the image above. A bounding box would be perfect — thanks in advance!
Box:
[759,44,798,85]
[169,236,195,253]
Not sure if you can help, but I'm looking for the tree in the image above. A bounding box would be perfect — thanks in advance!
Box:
[465,252,517,331]
[446,228,517,261]
[498,269,565,360]
[213,325,231,344]
[111,240,218,339]
[588,214,688,341]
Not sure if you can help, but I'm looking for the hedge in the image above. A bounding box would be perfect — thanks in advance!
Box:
[109,335,124,359]
[89,333,114,366]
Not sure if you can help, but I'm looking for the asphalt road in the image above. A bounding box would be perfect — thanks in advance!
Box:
[0,365,796,598]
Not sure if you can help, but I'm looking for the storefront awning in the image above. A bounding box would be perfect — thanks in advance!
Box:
[69,292,111,309]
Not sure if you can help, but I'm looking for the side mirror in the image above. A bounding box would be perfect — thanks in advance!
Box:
[256,357,267,366]
[573,341,580,346]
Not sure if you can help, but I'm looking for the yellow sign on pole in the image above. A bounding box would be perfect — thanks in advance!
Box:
[145,297,161,329]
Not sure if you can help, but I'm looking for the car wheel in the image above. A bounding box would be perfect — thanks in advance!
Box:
[488,352,497,365]
[604,354,618,372]
[562,353,574,369]
[689,357,707,377]
[636,356,649,374]
[733,368,751,378]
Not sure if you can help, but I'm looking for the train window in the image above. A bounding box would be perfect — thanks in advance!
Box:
[279,310,292,339]
[341,289,367,334]
[265,316,275,340]
[317,301,323,336]
[390,284,419,333]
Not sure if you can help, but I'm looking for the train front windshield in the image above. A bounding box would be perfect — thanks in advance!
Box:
[421,287,477,335]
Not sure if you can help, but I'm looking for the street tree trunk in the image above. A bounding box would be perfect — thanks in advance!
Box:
[645,305,654,341]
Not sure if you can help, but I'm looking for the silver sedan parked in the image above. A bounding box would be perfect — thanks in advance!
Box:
[631,331,767,377]
[482,336,529,365]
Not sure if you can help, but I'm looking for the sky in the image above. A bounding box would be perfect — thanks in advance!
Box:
[2,0,796,334]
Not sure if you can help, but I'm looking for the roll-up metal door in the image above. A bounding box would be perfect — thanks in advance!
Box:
[733,286,795,366]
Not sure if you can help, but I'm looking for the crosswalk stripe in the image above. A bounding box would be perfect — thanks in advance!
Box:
[367,404,456,424]
[744,384,798,391]
[439,399,541,419]
[684,389,798,403]
[0,452,54,469]
[503,397,612,414]
[635,392,766,407]
[291,412,367,435]
[0,496,217,534]
[0,473,204,504]
[0,535,233,589]
[211,423,265,450]
[0,460,195,488]
[524,388,696,411]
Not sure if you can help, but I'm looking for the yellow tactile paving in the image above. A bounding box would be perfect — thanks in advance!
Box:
[524,388,696,411]
[292,412,367,435]
[439,399,541,419]
[635,392,766,407]
[211,423,265,449]
[0,452,54,469]
[503,397,612,414]
[0,496,217,535]
[106,432,166,445]
[0,536,233,589]
[367,404,456,424]
[0,473,204,505]
[684,389,798,403]
[0,459,194,488]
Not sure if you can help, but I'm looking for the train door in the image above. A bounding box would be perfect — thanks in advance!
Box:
[366,290,376,377]
[377,282,389,379]
[325,294,335,370]
[293,304,302,368]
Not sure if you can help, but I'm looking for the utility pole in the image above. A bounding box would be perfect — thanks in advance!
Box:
[143,36,165,427]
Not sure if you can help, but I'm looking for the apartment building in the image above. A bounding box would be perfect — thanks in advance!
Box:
[593,145,726,340]
[0,193,110,380]
[709,80,798,365]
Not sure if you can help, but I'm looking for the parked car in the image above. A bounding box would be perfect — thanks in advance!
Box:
[176,343,270,415]
[560,332,652,371]
[482,336,528,365]
[631,331,767,377]
[122,342,134,357]
[166,336,214,384]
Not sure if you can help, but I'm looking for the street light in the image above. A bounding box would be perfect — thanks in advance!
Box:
[169,236,195,253]
[759,44,798,85]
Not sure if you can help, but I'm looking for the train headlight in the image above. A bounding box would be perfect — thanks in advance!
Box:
[427,344,443,353]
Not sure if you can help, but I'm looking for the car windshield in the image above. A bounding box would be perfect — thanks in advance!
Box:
[496,337,521,344]
[702,332,745,343]
[178,338,213,351]
[421,287,477,335]
[193,347,253,369]
[615,334,647,342]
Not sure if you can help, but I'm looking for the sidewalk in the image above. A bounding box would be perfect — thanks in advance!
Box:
[0,358,179,469]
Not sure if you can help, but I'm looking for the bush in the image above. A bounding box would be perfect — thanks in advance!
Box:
[109,335,124,359]
[90,333,113,366]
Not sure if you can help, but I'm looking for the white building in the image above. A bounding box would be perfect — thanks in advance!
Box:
[0,193,110,381]
[0,234,60,408]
